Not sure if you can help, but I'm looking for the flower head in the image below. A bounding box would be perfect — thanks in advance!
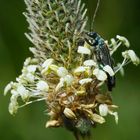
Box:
[4,0,139,139]
[122,50,140,65]
[116,35,130,47]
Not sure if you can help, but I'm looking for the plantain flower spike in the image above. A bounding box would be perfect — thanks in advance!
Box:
[4,0,139,140]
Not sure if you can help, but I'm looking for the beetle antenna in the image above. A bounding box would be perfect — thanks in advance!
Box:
[91,0,101,31]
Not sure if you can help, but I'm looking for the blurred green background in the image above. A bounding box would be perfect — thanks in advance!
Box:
[0,0,140,140]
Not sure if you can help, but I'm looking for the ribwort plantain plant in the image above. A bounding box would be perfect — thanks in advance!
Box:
[4,0,139,140]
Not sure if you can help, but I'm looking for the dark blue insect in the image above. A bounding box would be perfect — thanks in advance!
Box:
[85,32,115,91]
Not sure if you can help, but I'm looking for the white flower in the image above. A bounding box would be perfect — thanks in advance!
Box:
[111,38,117,47]
[79,78,92,85]
[109,111,119,124]
[103,65,114,76]
[24,57,31,66]
[30,58,39,64]
[49,64,58,72]
[26,73,35,83]
[9,94,19,115]
[55,78,65,91]
[90,113,105,124]
[122,51,127,58]
[63,108,76,119]
[74,66,90,76]
[93,68,107,81]
[8,101,18,115]
[64,75,74,86]
[17,85,29,101]
[99,104,108,116]
[128,50,140,65]
[57,67,68,77]
[77,46,91,55]
[56,74,74,91]
[116,35,130,47]
[11,89,19,96]
[36,81,49,91]
[41,59,54,74]
[74,66,86,73]
[122,50,140,65]
[21,67,27,74]
[83,60,97,67]
[46,120,60,128]
[16,76,27,84]
[42,58,54,68]
[4,82,13,96]
[27,65,37,73]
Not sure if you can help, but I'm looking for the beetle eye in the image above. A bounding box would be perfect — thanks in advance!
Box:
[87,32,97,39]
[91,32,97,38]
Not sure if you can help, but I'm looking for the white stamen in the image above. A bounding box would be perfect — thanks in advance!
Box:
[36,81,49,92]
[103,65,114,76]
[57,67,68,77]
[77,46,91,55]
[116,35,130,47]
[79,78,92,85]
[83,60,97,67]
[99,104,108,116]
[93,68,107,81]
